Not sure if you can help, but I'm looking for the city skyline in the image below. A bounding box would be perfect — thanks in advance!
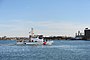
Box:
[0,0,90,37]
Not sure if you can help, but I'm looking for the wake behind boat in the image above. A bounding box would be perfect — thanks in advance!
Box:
[17,28,53,45]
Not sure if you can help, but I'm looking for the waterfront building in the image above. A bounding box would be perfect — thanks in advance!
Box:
[75,31,84,40]
[84,28,90,40]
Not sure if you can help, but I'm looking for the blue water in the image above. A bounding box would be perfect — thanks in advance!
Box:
[0,40,90,60]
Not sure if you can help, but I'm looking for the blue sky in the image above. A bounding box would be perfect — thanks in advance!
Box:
[0,0,90,37]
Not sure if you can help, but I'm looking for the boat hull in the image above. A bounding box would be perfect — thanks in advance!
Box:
[16,41,53,45]
[17,42,24,45]
[25,42,43,45]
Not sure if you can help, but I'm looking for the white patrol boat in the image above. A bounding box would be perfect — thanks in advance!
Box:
[17,28,53,45]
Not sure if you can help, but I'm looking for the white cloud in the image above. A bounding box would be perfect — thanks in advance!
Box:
[0,20,88,37]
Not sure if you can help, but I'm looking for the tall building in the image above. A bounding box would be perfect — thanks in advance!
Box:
[84,28,90,40]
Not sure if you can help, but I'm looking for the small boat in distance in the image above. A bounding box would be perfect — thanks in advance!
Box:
[17,28,53,45]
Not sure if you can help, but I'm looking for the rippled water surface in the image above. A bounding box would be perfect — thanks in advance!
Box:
[0,40,90,60]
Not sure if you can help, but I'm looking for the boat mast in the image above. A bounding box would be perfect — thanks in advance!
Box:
[29,28,34,40]
[31,28,34,37]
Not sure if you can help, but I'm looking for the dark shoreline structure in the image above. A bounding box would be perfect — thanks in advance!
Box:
[0,36,72,40]
[0,28,90,40]
[44,36,73,40]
